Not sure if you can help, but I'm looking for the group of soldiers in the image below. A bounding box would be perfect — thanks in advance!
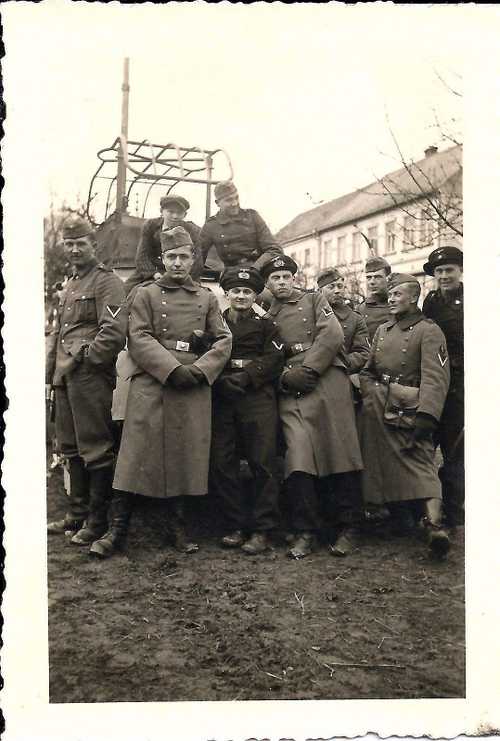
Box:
[46,180,464,562]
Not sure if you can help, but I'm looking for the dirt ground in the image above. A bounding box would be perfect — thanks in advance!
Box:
[47,464,465,704]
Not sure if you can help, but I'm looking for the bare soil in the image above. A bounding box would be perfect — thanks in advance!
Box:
[47,466,465,704]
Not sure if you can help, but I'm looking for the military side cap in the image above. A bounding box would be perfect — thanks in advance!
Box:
[160,226,193,252]
[214,180,238,200]
[387,272,420,290]
[160,194,190,212]
[316,267,343,289]
[220,266,265,294]
[423,246,463,276]
[365,256,391,275]
[62,215,94,240]
[260,254,298,280]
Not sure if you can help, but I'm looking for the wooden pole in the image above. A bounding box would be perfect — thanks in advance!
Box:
[116,57,130,214]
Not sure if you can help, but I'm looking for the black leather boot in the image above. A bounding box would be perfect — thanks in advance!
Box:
[89,491,134,558]
[422,498,450,559]
[71,466,113,546]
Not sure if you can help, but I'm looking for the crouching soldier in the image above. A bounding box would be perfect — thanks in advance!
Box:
[46,216,127,545]
[359,273,451,557]
[261,256,364,559]
[210,267,284,554]
[90,226,232,558]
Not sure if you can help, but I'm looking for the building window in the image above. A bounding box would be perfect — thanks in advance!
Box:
[403,216,415,251]
[352,231,363,263]
[419,209,433,248]
[368,225,378,256]
[336,235,346,265]
[385,221,396,254]
[322,239,332,267]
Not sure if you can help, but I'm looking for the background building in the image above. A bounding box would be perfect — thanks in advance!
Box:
[276,145,462,299]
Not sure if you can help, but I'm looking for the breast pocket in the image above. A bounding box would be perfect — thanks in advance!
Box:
[74,295,97,323]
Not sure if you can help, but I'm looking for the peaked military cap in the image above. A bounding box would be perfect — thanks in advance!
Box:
[62,215,95,241]
[214,180,238,200]
[160,226,194,252]
[423,246,463,276]
[387,272,420,290]
[316,267,343,289]
[220,266,265,294]
[260,254,298,280]
[159,194,190,212]
[365,256,391,275]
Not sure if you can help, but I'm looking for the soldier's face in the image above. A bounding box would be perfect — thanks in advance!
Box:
[321,279,345,306]
[161,206,187,228]
[434,264,462,293]
[162,246,194,281]
[216,193,240,216]
[227,286,257,311]
[366,269,388,297]
[63,236,96,269]
[266,271,294,300]
[388,283,417,316]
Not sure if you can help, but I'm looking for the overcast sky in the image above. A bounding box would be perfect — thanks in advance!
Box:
[4,2,491,232]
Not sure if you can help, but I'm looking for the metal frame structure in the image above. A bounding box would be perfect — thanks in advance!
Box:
[86,137,234,223]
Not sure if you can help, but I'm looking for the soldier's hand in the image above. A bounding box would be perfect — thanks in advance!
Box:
[400,414,437,453]
[169,365,199,390]
[282,366,319,393]
[186,364,206,384]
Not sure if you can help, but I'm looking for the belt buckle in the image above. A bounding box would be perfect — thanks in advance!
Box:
[231,359,244,369]
[176,341,190,352]
[381,373,391,385]
[293,343,303,354]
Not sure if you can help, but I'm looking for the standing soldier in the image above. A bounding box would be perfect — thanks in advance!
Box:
[359,273,451,557]
[96,227,232,558]
[46,216,127,546]
[210,267,284,554]
[199,181,284,274]
[358,256,392,341]
[261,256,364,559]
[123,194,203,295]
[422,246,464,533]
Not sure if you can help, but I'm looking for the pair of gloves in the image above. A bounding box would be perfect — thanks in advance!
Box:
[400,413,437,452]
[169,364,205,390]
[216,372,251,400]
[282,366,319,394]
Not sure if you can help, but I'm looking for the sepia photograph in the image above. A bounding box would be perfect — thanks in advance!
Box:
[2,2,500,740]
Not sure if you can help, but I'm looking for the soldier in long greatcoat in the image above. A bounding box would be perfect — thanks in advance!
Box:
[92,227,231,558]
[261,255,363,559]
[359,273,451,557]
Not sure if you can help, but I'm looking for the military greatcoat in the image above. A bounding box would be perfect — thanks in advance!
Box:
[359,309,450,505]
[113,275,232,499]
[332,303,370,373]
[266,289,363,479]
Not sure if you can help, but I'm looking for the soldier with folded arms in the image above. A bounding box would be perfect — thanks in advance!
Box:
[94,226,231,558]
[261,255,364,559]
[210,266,284,554]
[46,216,127,546]
[359,273,451,557]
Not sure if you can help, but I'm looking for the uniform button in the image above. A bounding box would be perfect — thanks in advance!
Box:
[64,323,68,327]
[298,307,303,311]
[402,362,406,366]
[221,234,224,238]
[303,318,307,322]
[288,364,292,369]
[162,328,167,332]
[162,301,167,305]
[375,382,379,386]
[402,349,407,353]
[162,314,167,318]
[306,330,312,335]
[273,322,277,325]
[81,295,86,299]
[61,339,65,344]
[67,307,72,311]
[162,290,166,295]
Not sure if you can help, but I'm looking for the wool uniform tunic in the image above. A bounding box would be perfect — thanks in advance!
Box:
[199,208,284,272]
[113,275,232,499]
[266,289,363,479]
[46,259,127,468]
[359,309,450,505]
[357,297,392,342]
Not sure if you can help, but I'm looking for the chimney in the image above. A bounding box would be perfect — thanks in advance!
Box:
[425,145,438,158]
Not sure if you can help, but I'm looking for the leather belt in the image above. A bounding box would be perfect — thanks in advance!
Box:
[378,373,419,388]
[229,359,253,369]
[163,340,194,353]
[285,342,312,358]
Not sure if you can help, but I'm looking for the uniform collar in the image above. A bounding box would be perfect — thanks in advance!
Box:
[223,307,258,321]
[438,282,464,303]
[332,303,351,320]
[365,295,388,307]
[156,274,199,292]
[386,307,424,331]
[72,257,98,279]
[216,208,248,225]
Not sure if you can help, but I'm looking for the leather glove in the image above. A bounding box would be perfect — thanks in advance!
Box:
[216,377,246,400]
[282,366,319,393]
[189,330,213,355]
[228,371,251,390]
[401,413,437,452]
[187,364,205,384]
[169,365,200,390]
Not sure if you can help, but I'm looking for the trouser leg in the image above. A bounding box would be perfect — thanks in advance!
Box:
[89,490,135,558]
[286,471,321,532]
[210,399,246,531]
[165,496,198,552]
[67,456,90,521]
[327,471,364,529]
[438,396,465,527]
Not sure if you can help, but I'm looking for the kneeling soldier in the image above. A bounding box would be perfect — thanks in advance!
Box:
[261,256,364,559]
[46,216,127,544]
[210,267,284,554]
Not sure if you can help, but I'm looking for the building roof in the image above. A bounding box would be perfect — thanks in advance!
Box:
[276,145,462,244]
